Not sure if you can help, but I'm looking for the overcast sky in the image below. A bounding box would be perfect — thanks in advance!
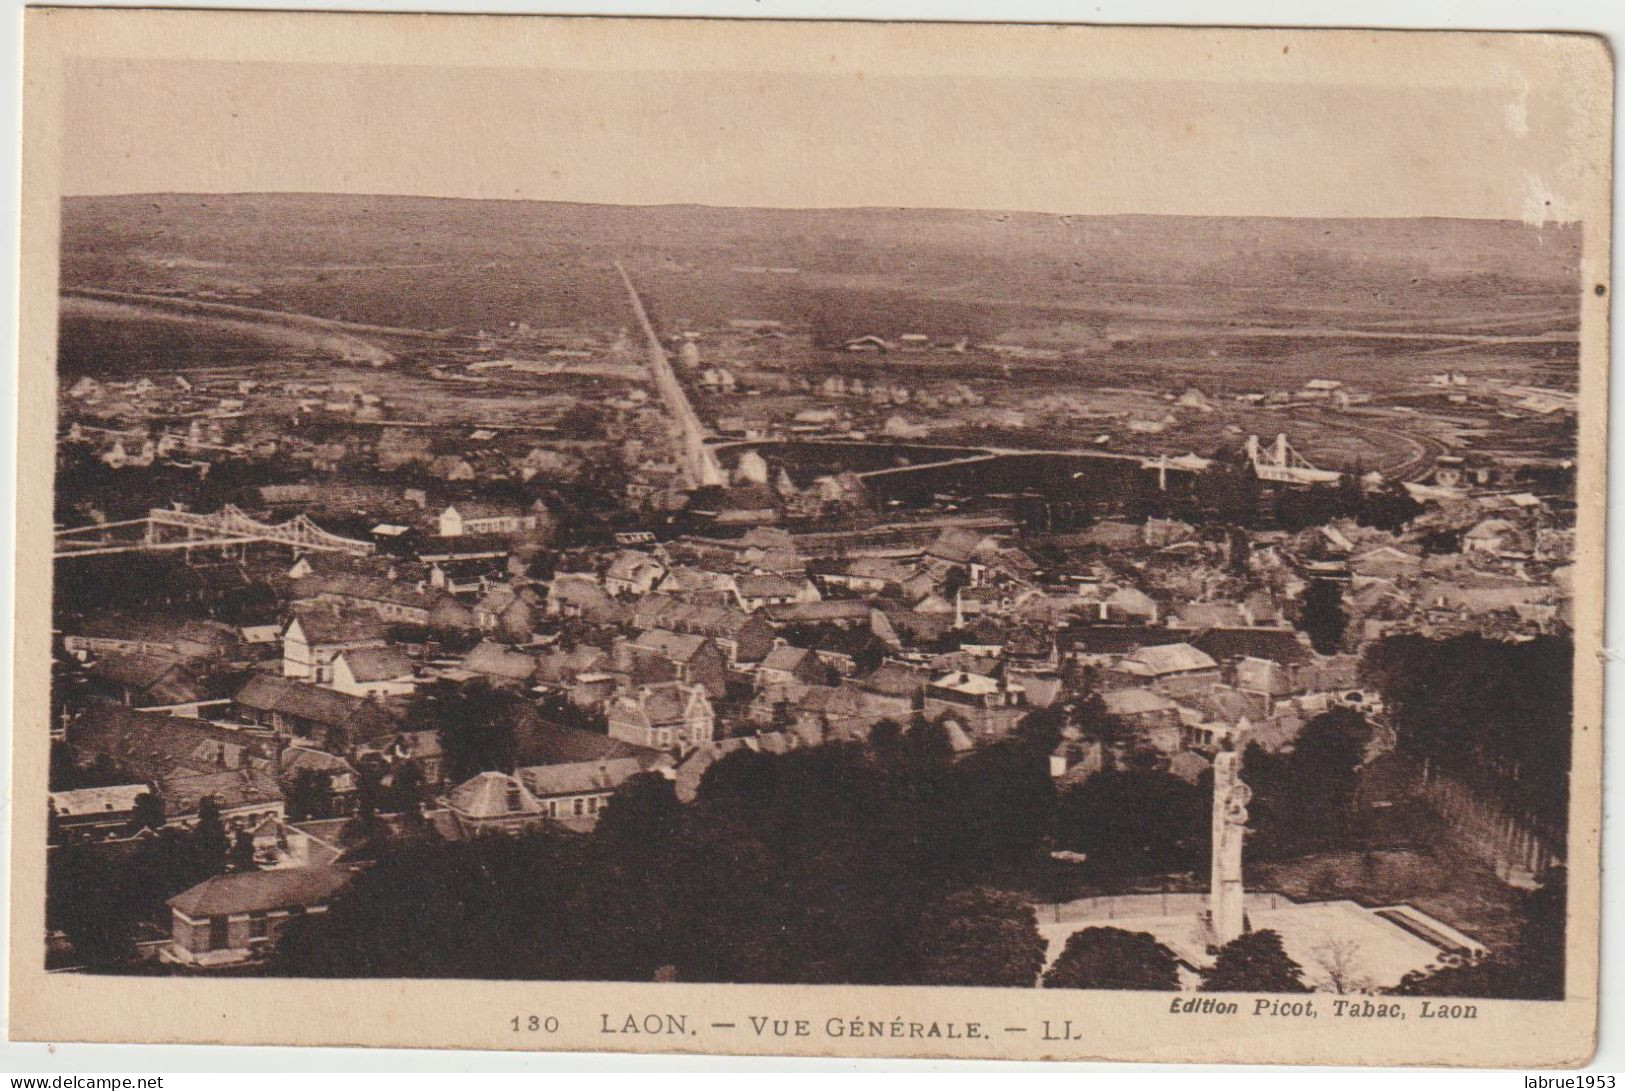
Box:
[43,15,1606,221]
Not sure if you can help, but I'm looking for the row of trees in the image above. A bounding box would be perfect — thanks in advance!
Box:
[1362,634,1572,845]
[1049,709,1375,878]
[274,727,1059,983]
[269,703,1383,989]
[1044,927,1309,993]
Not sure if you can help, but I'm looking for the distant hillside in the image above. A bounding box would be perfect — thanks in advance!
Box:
[60,193,1582,339]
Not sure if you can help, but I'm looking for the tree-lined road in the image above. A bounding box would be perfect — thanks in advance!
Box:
[614,262,725,489]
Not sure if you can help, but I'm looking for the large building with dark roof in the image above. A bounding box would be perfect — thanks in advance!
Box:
[165,865,354,968]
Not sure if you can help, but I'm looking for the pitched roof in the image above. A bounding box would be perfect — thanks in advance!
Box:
[84,651,189,690]
[759,645,817,673]
[1102,687,1179,717]
[278,746,357,779]
[1194,687,1258,724]
[927,527,989,564]
[1118,643,1218,677]
[740,527,796,551]
[795,685,864,716]
[631,629,710,664]
[444,499,525,520]
[314,573,438,611]
[293,809,464,854]
[159,766,285,816]
[629,594,678,630]
[1465,518,1519,538]
[609,683,707,730]
[1171,603,1250,629]
[447,771,541,817]
[233,674,384,729]
[49,784,150,816]
[476,584,519,613]
[287,607,387,646]
[930,671,1015,697]
[735,574,805,599]
[751,549,806,576]
[72,614,240,652]
[548,576,618,615]
[518,757,653,798]
[533,644,611,685]
[460,641,537,681]
[337,646,416,683]
[855,660,929,697]
[1062,625,1165,656]
[1083,522,1144,550]
[1192,627,1313,667]
[70,706,269,780]
[386,730,444,761]
[1168,749,1213,784]
[513,713,662,766]
[765,600,872,623]
[662,565,732,593]
[606,551,665,582]
[671,738,755,802]
[168,865,353,918]
[1234,656,1296,696]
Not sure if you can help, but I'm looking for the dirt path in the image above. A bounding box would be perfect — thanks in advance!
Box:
[62,287,469,343]
[61,291,401,365]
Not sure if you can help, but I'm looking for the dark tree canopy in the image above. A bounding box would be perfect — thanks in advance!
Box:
[230,829,258,872]
[1300,578,1348,655]
[1362,634,1571,849]
[46,816,248,970]
[1244,709,1371,859]
[191,797,230,879]
[286,768,335,822]
[1055,768,1206,877]
[389,759,430,814]
[1043,927,1181,991]
[47,840,138,969]
[408,679,521,782]
[275,829,591,979]
[275,735,1059,986]
[128,791,166,834]
[1201,930,1310,993]
[594,772,681,865]
[915,887,1046,988]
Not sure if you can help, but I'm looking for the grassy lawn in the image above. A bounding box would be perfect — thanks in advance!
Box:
[1014,845,1528,959]
[1251,848,1526,952]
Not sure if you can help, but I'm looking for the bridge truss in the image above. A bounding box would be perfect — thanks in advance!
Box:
[55,505,376,559]
[1245,433,1343,486]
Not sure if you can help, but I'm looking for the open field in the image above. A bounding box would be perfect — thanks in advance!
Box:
[63,194,1581,347]
[58,194,1580,479]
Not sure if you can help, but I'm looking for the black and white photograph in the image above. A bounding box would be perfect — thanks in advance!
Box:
[10,10,1610,1066]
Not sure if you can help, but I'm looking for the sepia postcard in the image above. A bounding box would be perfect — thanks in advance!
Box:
[10,8,1613,1067]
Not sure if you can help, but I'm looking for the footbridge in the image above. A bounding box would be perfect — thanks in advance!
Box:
[55,505,375,559]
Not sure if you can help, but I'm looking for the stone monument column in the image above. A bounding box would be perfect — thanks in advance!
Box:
[1210,748,1252,947]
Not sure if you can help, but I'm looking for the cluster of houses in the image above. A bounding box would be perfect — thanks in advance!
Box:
[47,430,1574,970]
